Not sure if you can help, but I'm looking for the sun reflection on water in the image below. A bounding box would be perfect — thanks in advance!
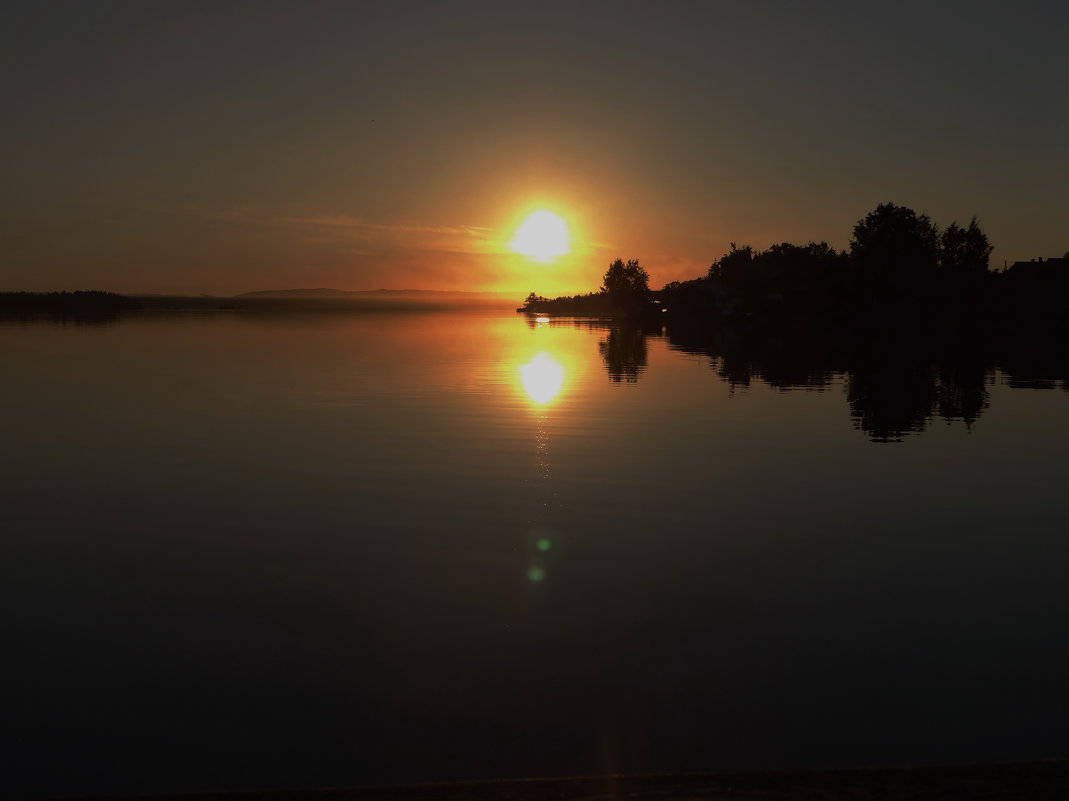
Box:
[519,352,565,405]
[508,326,579,585]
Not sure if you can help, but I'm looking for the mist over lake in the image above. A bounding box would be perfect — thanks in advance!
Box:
[4,310,1068,798]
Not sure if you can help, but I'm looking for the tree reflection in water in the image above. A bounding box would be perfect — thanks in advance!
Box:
[545,316,1068,443]
[598,327,648,384]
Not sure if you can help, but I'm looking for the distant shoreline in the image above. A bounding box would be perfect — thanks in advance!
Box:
[0,290,516,316]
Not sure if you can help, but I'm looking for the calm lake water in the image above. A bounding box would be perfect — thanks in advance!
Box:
[3,310,1069,798]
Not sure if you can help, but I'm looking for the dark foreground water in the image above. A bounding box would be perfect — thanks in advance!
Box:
[3,310,1068,798]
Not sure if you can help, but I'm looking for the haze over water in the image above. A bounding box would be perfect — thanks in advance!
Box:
[4,310,1068,798]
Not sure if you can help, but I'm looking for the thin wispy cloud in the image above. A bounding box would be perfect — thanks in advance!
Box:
[286,214,503,256]
[291,215,493,237]
[176,205,607,268]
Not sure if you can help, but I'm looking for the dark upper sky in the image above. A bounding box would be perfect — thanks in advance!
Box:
[3,0,1066,295]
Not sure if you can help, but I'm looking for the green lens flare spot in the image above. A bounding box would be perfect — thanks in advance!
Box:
[527,567,545,582]
[536,538,552,551]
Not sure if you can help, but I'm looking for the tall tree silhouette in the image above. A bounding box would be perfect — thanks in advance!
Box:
[602,258,650,312]
[940,218,993,276]
[850,203,940,295]
[706,243,755,283]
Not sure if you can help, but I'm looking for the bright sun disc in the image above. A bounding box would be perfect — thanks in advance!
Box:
[510,211,569,262]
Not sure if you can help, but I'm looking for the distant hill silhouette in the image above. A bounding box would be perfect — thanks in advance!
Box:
[237,287,356,298]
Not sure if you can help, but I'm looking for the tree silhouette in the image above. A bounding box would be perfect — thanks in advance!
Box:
[706,243,755,283]
[521,291,546,309]
[850,203,940,293]
[602,259,650,312]
[940,218,993,276]
[603,258,649,295]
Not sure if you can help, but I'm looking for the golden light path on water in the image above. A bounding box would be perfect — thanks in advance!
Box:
[514,335,571,584]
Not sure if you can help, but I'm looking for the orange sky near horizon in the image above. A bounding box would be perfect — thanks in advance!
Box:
[2,2,1066,298]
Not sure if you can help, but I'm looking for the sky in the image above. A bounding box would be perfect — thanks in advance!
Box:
[2,0,1066,297]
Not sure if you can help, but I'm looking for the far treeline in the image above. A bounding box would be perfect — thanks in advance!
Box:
[520,203,1069,329]
[0,290,143,314]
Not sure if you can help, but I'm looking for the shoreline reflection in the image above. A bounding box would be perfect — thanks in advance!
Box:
[528,314,1068,443]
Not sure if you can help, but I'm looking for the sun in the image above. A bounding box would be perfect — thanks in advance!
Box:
[509,210,570,262]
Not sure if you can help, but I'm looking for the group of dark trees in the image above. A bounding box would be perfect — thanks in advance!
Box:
[0,290,143,323]
[0,290,142,311]
[521,258,653,317]
[520,202,1066,331]
[601,258,651,312]
[664,203,1003,324]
